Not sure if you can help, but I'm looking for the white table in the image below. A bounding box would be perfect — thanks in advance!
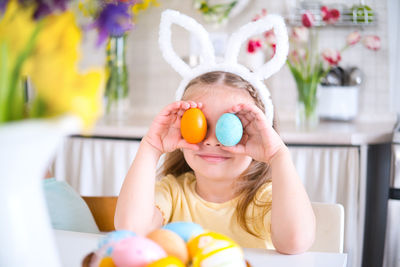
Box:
[54,230,347,267]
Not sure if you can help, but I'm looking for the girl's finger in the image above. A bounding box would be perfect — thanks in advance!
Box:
[186,100,198,108]
[158,101,190,117]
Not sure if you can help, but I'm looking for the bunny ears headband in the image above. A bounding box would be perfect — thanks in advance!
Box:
[158,9,289,126]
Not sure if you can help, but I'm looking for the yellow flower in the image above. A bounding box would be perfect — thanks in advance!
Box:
[24,12,81,75]
[0,1,104,126]
[132,0,160,16]
[46,70,104,129]
[23,11,104,128]
[0,0,36,66]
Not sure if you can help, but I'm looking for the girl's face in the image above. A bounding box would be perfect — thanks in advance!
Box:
[182,83,254,182]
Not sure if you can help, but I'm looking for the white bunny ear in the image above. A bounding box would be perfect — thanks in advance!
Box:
[159,9,216,78]
[225,14,289,80]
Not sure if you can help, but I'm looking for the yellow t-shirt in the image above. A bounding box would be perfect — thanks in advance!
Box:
[155,172,274,249]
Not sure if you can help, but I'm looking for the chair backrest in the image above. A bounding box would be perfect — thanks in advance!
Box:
[81,196,117,232]
[309,202,345,253]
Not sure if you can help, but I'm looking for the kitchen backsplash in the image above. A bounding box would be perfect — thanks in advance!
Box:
[79,0,395,123]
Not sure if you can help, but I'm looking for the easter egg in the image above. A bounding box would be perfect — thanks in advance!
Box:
[187,232,246,267]
[99,257,116,267]
[98,230,136,256]
[163,221,205,243]
[147,229,189,264]
[215,113,243,146]
[180,108,207,144]
[111,236,167,267]
[146,256,185,267]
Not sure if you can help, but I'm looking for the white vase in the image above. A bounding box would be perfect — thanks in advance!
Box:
[0,116,81,267]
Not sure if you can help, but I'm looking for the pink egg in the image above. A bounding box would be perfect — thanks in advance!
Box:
[111,236,167,267]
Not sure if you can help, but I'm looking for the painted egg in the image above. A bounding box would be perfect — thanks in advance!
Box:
[215,113,243,147]
[98,230,136,256]
[111,236,167,267]
[187,232,246,267]
[180,108,207,144]
[147,229,189,264]
[162,221,205,243]
[98,257,116,267]
[146,256,185,267]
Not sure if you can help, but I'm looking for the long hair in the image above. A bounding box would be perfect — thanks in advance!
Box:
[159,71,277,238]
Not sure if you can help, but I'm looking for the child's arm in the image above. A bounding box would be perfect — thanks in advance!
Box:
[114,101,200,235]
[225,103,316,254]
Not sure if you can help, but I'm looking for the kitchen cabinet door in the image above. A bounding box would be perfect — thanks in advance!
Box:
[52,137,141,196]
[288,145,362,267]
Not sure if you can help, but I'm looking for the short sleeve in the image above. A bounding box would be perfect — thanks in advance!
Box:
[263,209,274,249]
[154,175,176,224]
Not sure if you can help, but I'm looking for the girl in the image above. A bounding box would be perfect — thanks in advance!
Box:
[114,71,316,254]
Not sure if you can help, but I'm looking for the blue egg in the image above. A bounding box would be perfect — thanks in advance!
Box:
[216,113,243,146]
[163,221,204,242]
[98,230,136,255]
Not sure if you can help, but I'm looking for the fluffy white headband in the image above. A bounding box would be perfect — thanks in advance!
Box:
[158,9,289,126]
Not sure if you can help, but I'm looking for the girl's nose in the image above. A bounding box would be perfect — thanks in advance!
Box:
[203,125,221,147]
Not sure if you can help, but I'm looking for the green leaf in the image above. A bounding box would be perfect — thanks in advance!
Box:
[0,42,10,123]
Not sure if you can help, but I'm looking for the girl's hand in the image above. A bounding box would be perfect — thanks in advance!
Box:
[144,101,202,154]
[222,103,286,163]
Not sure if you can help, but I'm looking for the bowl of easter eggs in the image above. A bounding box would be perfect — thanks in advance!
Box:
[82,221,250,267]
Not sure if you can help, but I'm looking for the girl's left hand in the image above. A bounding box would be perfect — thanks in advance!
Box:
[222,103,286,163]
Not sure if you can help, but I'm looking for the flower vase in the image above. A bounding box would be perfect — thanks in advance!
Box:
[0,116,81,266]
[295,80,319,130]
[104,35,130,122]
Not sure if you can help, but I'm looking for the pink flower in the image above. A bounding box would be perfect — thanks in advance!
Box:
[247,39,262,53]
[363,35,381,51]
[322,48,342,66]
[346,31,361,46]
[290,49,306,64]
[292,26,309,43]
[252,8,267,21]
[321,6,340,24]
[270,43,276,58]
[302,11,315,28]
[264,29,276,45]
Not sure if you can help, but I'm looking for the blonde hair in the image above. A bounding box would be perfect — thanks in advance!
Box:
[159,71,276,238]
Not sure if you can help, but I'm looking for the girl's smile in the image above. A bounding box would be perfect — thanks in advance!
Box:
[197,152,231,163]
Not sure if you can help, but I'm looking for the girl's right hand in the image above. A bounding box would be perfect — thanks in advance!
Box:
[143,101,202,154]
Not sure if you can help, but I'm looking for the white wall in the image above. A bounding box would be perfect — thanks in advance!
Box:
[79,0,394,123]
[387,0,400,117]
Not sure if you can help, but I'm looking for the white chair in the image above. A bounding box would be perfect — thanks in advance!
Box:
[309,202,345,253]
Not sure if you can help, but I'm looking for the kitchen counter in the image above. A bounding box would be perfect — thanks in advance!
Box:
[83,115,396,145]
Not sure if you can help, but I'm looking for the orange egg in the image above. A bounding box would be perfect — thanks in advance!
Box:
[180,108,207,144]
[99,257,116,267]
[147,229,189,264]
[146,256,185,267]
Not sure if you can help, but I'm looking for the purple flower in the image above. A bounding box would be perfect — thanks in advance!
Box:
[93,2,133,46]
[18,0,70,19]
[0,0,8,13]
